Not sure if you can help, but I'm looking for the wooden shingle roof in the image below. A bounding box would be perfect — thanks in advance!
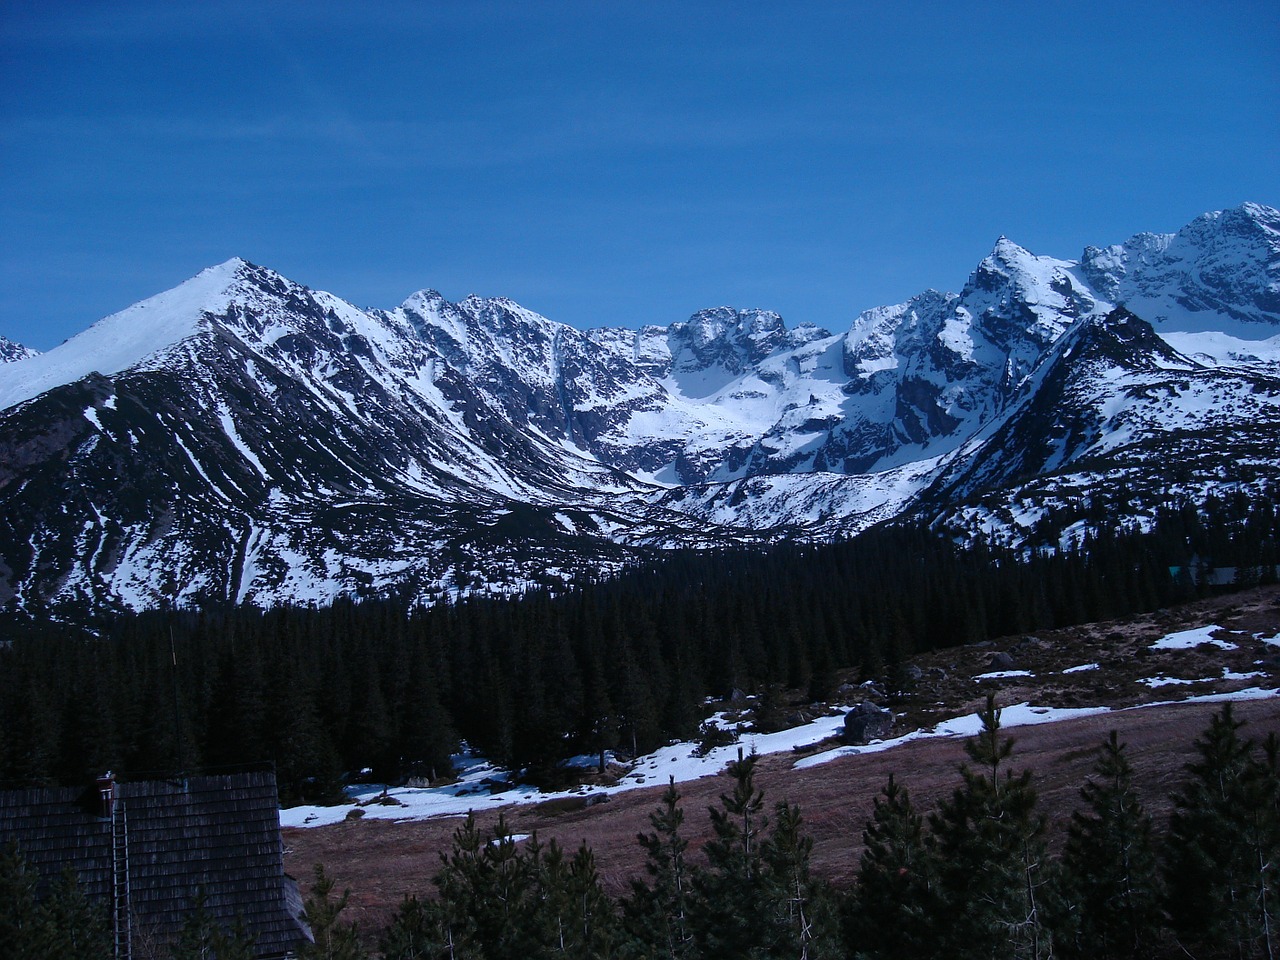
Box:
[0,770,311,959]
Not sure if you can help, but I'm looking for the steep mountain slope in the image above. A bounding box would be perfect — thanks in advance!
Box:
[0,262,759,613]
[0,204,1277,616]
[1081,202,1280,335]
[921,306,1280,547]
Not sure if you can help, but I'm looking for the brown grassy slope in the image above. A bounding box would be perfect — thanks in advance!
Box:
[283,585,1280,934]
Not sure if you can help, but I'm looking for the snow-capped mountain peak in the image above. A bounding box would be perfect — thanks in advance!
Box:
[0,258,271,410]
[669,306,789,374]
[1,203,1277,616]
[1080,202,1280,338]
[0,336,37,364]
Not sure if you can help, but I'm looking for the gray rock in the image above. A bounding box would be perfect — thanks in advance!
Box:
[989,651,1017,671]
[842,701,894,745]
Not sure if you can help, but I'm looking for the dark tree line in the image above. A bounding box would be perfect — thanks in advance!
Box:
[1,494,1278,802]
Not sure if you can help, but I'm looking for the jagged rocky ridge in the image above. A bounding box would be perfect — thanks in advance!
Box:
[0,336,37,364]
[1,203,1277,615]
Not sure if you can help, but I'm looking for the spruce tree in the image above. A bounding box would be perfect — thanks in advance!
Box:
[378,894,452,960]
[1249,734,1280,960]
[434,813,537,960]
[0,842,44,960]
[929,695,1051,960]
[298,864,366,960]
[540,842,619,958]
[3,675,59,785]
[344,653,395,781]
[615,647,661,760]
[271,677,345,806]
[762,800,841,960]
[431,813,487,957]
[202,645,268,769]
[692,749,775,958]
[847,774,938,960]
[31,865,112,959]
[1166,705,1279,959]
[399,639,457,785]
[1053,730,1163,960]
[171,889,256,960]
[623,777,696,959]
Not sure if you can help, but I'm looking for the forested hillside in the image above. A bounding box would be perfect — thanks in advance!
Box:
[3,491,1276,804]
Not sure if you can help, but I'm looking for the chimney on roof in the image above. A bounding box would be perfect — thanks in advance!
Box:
[95,771,117,819]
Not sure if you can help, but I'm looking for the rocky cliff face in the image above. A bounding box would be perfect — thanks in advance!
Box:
[1,204,1277,616]
[1080,202,1280,334]
[0,336,37,364]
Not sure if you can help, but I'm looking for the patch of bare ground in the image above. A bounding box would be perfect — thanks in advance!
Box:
[283,586,1280,934]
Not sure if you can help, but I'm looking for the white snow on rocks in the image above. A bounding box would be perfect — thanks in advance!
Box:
[1063,663,1099,673]
[974,669,1034,680]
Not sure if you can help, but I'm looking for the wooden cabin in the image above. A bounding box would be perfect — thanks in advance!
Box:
[0,769,311,959]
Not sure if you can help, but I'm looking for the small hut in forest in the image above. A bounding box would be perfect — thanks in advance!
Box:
[0,769,311,959]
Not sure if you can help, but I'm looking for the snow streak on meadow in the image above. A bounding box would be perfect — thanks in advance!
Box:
[280,621,1278,828]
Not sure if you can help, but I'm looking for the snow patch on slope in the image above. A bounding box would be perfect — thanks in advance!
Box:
[280,685,1279,828]
[0,259,248,411]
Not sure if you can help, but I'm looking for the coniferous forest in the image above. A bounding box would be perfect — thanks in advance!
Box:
[1,493,1278,802]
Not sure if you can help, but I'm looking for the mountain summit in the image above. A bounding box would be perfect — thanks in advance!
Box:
[1,204,1277,616]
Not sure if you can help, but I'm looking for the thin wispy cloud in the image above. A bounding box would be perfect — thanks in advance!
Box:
[1,1,1275,349]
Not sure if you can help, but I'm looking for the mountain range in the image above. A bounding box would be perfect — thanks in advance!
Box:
[1,202,1277,616]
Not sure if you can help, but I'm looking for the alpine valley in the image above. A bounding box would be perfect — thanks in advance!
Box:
[2,202,1278,618]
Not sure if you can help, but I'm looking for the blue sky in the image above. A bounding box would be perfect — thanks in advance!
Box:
[2,1,1276,350]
